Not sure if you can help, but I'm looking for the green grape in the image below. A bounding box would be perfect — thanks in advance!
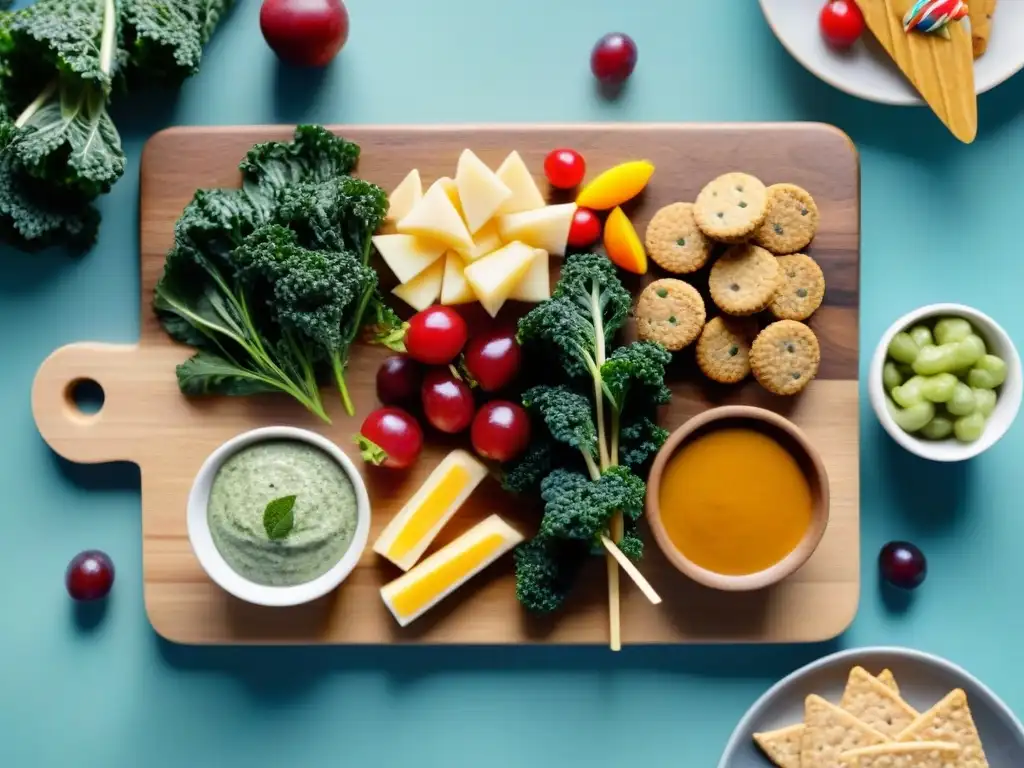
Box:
[934,317,973,345]
[947,382,977,416]
[909,325,934,348]
[920,372,957,403]
[888,333,920,364]
[893,376,927,408]
[967,354,1007,390]
[883,362,904,392]
[954,412,987,443]
[896,363,914,379]
[952,335,986,369]
[886,397,935,433]
[920,415,954,440]
[972,387,997,417]
[912,344,958,375]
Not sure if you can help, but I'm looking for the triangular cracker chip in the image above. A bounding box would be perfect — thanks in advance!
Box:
[898,689,990,768]
[841,741,961,767]
[754,723,804,768]
[801,694,890,768]
[840,667,919,737]
[878,669,899,695]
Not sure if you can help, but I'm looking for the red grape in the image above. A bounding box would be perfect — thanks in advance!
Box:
[543,149,586,189]
[591,33,637,85]
[567,207,602,249]
[65,550,114,601]
[819,0,864,49]
[462,328,521,393]
[357,407,423,469]
[405,306,468,366]
[376,355,422,406]
[260,0,349,67]
[879,541,927,589]
[421,369,475,434]
[471,401,531,462]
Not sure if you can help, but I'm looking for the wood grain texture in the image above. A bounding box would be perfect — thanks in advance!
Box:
[33,124,861,645]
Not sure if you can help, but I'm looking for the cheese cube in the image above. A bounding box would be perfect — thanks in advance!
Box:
[455,149,512,235]
[496,203,577,256]
[457,219,503,263]
[509,249,550,303]
[496,151,546,214]
[391,257,444,312]
[373,449,489,571]
[371,233,446,284]
[440,251,476,306]
[385,169,422,223]
[397,181,474,252]
[380,514,524,627]
[463,241,536,318]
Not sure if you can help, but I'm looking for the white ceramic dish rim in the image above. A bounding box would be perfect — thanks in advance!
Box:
[758,0,1024,106]
[869,303,1022,462]
[186,426,371,607]
[716,645,1024,768]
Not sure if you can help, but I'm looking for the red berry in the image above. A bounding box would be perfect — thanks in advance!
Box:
[567,207,602,249]
[819,0,864,49]
[471,401,531,462]
[357,407,423,469]
[376,355,422,406]
[405,306,468,366]
[879,541,927,590]
[421,369,475,434]
[260,0,350,68]
[590,33,638,85]
[462,327,521,393]
[543,149,586,189]
[65,550,115,601]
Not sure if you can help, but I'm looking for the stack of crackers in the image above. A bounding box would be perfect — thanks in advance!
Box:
[635,171,825,397]
[754,666,990,767]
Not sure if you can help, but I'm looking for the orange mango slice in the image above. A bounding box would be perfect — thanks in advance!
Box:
[576,160,655,210]
[603,207,647,275]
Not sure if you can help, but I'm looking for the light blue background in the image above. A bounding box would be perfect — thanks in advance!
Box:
[2,0,1023,764]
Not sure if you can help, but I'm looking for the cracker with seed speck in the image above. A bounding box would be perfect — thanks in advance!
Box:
[840,741,961,768]
[840,666,920,738]
[754,724,804,768]
[801,694,890,768]
[897,690,990,768]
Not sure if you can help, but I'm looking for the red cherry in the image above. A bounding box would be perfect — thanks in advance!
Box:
[357,407,423,469]
[260,0,350,68]
[567,207,602,249]
[376,355,422,406]
[65,550,115,601]
[819,0,865,49]
[879,541,927,590]
[405,306,468,366]
[543,149,586,189]
[462,327,522,393]
[421,369,475,434]
[590,33,638,85]
[471,401,531,462]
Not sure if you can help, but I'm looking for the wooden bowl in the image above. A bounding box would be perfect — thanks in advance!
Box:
[645,405,830,592]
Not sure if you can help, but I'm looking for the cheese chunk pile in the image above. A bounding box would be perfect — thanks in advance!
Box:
[373,149,577,315]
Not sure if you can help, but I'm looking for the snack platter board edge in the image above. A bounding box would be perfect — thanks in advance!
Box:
[32,123,860,645]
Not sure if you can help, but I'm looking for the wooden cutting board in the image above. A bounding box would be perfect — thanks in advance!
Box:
[32,124,860,645]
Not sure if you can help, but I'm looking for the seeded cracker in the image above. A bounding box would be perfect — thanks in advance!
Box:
[709,244,781,316]
[878,669,900,695]
[841,741,961,768]
[750,320,820,396]
[693,172,768,243]
[644,202,712,274]
[897,690,990,768]
[635,278,706,351]
[801,694,890,768]
[754,723,804,768]
[754,183,820,254]
[840,666,920,738]
[696,316,755,384]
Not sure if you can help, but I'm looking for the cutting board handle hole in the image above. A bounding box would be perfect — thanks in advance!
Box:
[66,378,105,419]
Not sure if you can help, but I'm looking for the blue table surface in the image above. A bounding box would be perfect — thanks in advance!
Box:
[3,0,1024,764]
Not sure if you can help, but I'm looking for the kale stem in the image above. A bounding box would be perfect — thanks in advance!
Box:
[14,81,56,128]
[333,355,355,416]
[98,0,117,76]
[610,407,620,468]
[582,450,601,482]
[589,281,611,471]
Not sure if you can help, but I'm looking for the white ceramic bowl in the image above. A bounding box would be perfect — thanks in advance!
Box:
[870,303,1022,462]
[186,426,371,607]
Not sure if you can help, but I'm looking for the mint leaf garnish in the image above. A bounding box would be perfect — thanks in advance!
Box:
[263,495,296,540]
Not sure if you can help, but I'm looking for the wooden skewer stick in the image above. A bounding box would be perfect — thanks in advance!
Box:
[601,535,663,606]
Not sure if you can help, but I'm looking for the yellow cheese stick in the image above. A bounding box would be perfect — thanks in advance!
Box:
[381,514,524,627]
[373,449,488,571]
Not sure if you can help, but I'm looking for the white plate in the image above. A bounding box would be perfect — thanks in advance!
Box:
[718,646,1024,767]
[759,0,1024,105]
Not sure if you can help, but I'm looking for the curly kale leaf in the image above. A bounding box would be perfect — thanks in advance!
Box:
[601,340,672,412]
[500,439,554,496]
[522,384,598,472]
[517,252,632,378]
[513,535,589,614]
[539,466,646,543]
[241,126,361,199]
[616,520,644,562]
[617,415,669,471]
[122,0,234,86]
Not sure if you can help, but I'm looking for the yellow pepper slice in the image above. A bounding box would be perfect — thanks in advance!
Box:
[576,160,655,210]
